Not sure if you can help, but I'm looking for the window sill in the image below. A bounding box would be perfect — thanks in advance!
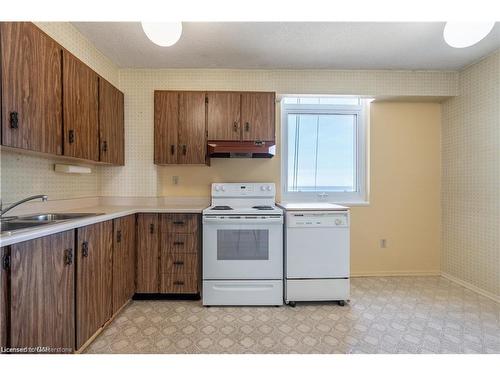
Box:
[334,201,370,207]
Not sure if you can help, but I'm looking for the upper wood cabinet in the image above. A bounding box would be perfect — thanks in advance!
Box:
[154,91,179,164]
[0,22,63,154]
[207,92,241,141]
[76,221,113,350]
[99,78,125,165]
[9,231,75,351]
[241,92,275,141]
[112,215,136,314]
[155,90,275,164]
[154,91,207,165]
[0,22,125,165]
[207,91,275,142]
[63,51,99,161]
[178,92,207,164]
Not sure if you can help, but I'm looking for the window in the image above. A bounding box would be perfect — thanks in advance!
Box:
[281,96,369,204]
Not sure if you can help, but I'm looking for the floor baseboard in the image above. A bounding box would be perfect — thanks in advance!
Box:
[351,270,441,277]
[441,272,499,304]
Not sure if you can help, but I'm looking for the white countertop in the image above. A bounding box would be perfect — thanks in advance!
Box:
[277,202,349,211]
[0,203,208,247]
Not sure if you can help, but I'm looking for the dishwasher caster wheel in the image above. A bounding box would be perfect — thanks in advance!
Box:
[288,301,296,308]
[338,300,345,306]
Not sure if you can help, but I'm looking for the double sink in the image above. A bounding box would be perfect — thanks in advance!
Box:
[0,213,103,235]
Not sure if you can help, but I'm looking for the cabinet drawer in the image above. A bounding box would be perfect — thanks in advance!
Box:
[162,253,198,275]
[163,233,197,254]
[161,272,198,294]
[161,213,198,234]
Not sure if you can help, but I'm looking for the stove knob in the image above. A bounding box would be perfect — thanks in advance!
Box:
[260,186,266,191]
[335,219,342,225]
[266,185,272,191]
[221,186,226,192]
[214,185,220,192]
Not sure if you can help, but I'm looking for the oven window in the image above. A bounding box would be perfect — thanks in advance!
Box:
[217,229,269,260]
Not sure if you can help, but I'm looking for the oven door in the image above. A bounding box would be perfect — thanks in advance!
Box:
[203,215,283,280]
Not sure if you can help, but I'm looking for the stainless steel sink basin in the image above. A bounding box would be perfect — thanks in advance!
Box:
[0,213,104,235]
[1,221,50,232]
[17,213,101,221]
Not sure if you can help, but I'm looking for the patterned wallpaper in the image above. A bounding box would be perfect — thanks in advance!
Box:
[441,50,500,300]
[99,68,459,197]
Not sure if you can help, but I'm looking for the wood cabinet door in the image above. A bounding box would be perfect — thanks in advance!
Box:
[9,231,74,351]
[241,92,275,141]
[1,22,63,155]
[136,213,159,293]
[207,92,241,141]
[0,247,9,349]
[112,215,136,314]
[99,77,124,165]
[63,51,99,161]
[154,91,179,164]
[76,221,113,350]
[178,92,207,164]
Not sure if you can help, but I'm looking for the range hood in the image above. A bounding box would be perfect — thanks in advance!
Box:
[207,141,276,158]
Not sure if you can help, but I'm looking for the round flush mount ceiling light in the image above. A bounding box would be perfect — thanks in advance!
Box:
[443,22,495,48]
[141,22,183,47]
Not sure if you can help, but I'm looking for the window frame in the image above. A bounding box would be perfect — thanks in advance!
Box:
[281,98,369,205]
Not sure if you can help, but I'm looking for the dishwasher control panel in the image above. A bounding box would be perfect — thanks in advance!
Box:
[286,211,349,227]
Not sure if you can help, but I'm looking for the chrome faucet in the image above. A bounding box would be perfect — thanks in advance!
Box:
[0,195,48,217]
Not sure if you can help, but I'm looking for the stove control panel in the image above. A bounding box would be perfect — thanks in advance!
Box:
[211,183,275,197]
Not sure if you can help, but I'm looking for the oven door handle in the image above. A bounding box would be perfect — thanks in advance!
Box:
[203,216,283,225]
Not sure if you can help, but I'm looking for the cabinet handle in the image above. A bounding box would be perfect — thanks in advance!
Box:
[149,223,154,234]
[82,241,89,257]
[233,121,238,132]
[102,140,108,152]
[245,122,250,132]
[116,230,122,243]
[173,281,185,286]
[170,144,175,155]
[64,248,73,265]
[68,130,75,144]
[9,112,19,129]
[182,145,187,155]
[173,221,185,225]
[173,261,184,266]
[173,241,184,245]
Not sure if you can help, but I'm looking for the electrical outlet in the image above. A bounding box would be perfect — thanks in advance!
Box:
[380,239,387,248]
[172,176,179,185]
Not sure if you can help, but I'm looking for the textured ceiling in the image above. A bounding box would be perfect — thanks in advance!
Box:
[72,22,500,70]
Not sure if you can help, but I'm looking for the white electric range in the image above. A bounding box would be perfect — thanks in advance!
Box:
[202,183,283,306]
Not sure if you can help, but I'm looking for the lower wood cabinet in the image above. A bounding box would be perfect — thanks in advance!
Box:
[160,214,200,294]
[76,221,113,350]
[1,211,199,352]
[136,213,160,293]
[9,231,75,351]
[0,247,8,349]
[112,215,136,314]
[136,213,200,294]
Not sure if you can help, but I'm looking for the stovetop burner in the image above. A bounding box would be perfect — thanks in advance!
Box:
[252,205,274,210]
[211,205,233,211]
